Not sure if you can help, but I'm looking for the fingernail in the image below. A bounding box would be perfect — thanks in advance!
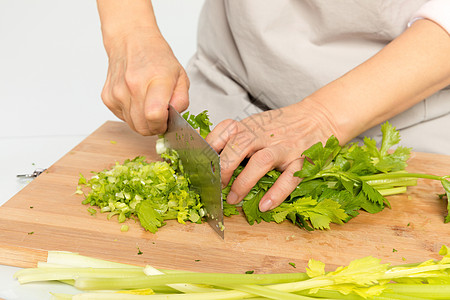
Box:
[227,191,238,204]
[259,199,273,212]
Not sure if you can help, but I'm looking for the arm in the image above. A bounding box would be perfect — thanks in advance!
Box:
[310,19,450,144]
[97,0,189,135]
[207,19,450,212]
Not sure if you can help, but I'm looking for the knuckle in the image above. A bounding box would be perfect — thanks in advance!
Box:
[134,125,147,134]
[252,148,276,167]
[135,127,151,136]
[100,88,111,106]
[281,176,300,193]
[234,131,257,149]
[220,119,239,135]
[150,75,177,89]
[111,85,128,102]
[144,109,166,123]
[124,72,142,92]
[276,170,302,195]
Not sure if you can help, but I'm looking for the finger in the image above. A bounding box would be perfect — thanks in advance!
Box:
[105,82,138,132]
[101,71,126,122]
[219,125,261,187]
[169,70,190,113]
[144,77,176,135]
[226,147,278,205]
[258,159,303,212]
[101,89,125,122]
[205,119,239,153]
[128,97,151,135]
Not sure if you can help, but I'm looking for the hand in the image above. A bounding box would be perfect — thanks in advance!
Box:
[101,31,189,136]
[206,98,340,212]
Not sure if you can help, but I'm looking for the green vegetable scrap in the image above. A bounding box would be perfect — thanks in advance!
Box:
[182,110,212,139]
[14,245,450,299]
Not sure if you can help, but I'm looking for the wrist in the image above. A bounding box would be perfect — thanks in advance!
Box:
[292,97,348,145]
[102,26,163,57]
[97,0,161,52]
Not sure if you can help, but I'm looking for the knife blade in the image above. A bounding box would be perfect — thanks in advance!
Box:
[164,105,224,239]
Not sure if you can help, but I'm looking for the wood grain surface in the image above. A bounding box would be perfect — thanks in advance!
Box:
[1,121,449,273]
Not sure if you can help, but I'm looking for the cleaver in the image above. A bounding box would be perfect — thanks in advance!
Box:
[164,105,224,239]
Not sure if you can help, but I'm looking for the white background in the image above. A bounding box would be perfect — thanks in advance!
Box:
[0,1,205,299]
[0,0,204,138]
[0,0,205,201]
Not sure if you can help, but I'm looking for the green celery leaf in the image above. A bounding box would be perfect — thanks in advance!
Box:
[318,189,361,220]
[345,146,377,176]
[136,201,165,233]
[362,181,388,207]
[242,190,273,225]
[182,110,212,139]
[194,111,213,139]
[379,122,400,157]
[287,197,347,230]
[327,256,389,286]
[223,202,240,217]
[271,205,295,224]
[358,191,384,214]
[363,136,379,158]
[295,136,341,178]
[291,180,328,200]
[306,259,326,277]
[306,211,334,230]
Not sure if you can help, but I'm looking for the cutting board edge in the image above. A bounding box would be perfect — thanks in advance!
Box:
[0,243,47,269]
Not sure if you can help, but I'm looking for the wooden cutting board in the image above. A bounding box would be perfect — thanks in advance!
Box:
[1,121,449,273]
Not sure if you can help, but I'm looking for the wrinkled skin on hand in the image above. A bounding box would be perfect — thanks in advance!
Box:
[101,32,189,136]
[206,98,339,212]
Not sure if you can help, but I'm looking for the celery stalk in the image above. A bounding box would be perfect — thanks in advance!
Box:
[74,272,309,290]
[15,267,146,284]
[71,291,253,300]
[361,172,446,182]
[377,292,432,300]
[219,284,319,300]
[384,284,450,299]
[143,265,224,294]
[377,186,408,196]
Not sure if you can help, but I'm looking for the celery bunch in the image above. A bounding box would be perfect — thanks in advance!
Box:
[223,122,450,230]
[14,246,450,299]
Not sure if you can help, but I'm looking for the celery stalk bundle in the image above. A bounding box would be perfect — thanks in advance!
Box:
[14,246,450,299]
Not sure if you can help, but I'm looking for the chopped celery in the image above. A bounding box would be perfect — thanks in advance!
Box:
[78,155,204,233]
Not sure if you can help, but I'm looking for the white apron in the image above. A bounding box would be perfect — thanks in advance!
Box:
[186,0,450,155]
